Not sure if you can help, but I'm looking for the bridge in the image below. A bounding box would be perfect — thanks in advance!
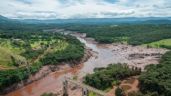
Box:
[62,77,109,96]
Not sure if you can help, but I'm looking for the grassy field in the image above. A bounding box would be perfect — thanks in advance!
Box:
[143,38,171,49]
[0,39,25,54]
[89,92,97,96]
[52,40,69,52]
[0,47,26,68]
[31,40,48,49]
[30,39,57,49]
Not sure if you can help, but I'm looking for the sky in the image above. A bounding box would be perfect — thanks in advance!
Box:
[0,0,171,19]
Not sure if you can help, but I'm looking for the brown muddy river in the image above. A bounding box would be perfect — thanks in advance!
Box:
[6,33,166,96]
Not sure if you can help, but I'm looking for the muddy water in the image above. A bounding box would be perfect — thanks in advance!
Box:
[75,34,128,74]
[6,64,83,96]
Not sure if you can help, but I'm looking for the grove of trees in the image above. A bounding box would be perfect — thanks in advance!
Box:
[84,64,141,90]
[139,51,171,96]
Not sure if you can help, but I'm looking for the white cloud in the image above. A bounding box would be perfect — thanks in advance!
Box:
[0,0,171,19]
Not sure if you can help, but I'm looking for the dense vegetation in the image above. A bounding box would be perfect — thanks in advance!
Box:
[0,62,42,91]
[115,87,125,96]
[139,51,171,96]
[84,64,141,90]
[0,24,84,92]
[41,35,84,65]
[0,27,67,67]
[60,24,171,47]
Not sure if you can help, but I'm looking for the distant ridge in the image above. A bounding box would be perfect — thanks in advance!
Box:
[0,15,171,25]
[0,15,11,23]
[142,19,171,24]
[0,15,19,24]
[0,15,8,20]
[20,17,171,25]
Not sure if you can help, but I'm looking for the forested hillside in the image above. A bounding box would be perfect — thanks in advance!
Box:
[0,20,84,92]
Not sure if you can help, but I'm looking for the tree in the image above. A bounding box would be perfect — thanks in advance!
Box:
[115,87,125,96]
[11,56,18,67]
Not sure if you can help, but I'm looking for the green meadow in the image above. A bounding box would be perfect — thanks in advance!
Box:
[143,39,171,49]
[0,47,26,68]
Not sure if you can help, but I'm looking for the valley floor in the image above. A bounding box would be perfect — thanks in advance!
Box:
[5,33,168,96]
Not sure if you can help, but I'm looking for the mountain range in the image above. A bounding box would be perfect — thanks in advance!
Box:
[0,15,171,25]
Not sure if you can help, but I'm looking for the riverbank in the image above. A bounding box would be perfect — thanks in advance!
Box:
[75,32,167,70]
[110,43,167,69]
[3,46,92,95]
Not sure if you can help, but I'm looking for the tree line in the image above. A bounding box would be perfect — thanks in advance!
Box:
[84,64,141,90]
[59,24,171,46]
[139,51,171,96]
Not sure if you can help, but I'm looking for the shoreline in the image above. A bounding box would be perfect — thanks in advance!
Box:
[76,32,168,69]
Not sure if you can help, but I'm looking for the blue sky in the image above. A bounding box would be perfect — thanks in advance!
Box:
[0,0,171,19]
